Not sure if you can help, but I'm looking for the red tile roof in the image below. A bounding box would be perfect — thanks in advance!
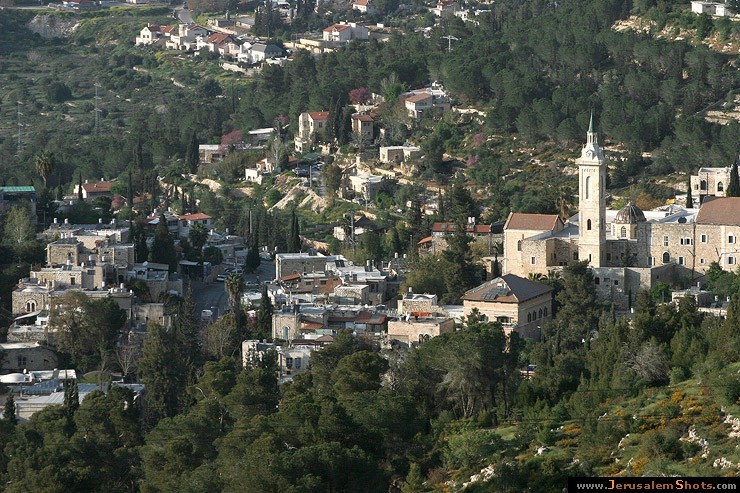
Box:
[324,24,351,32]
[505,212,561,231]
[207,33,231,44]
[161,26,174,34]
[179,212,211,221]
[696,197,740,226]
[82,181,112,193]
[405,93,432,103]
[417,236,433,244]
[431,222,492,234]
[353,0,369,5]
[352,113,374,122]
[308,111,330,121]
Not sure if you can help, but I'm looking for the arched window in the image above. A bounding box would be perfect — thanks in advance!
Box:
[587,219,592,231]
[700,180,707,191]
[539,308,543,318]
[662,252,670,264]
[517,240,522,251]
[718,182,724,192]
[25,300,36,313]
[620,226,627,238]
[527,313,531,323]
[544,307,548,317]
[585,176,590,200]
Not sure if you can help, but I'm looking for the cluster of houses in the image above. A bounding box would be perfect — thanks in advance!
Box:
[135,22,286,67]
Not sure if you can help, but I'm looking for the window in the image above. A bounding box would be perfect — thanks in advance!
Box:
[294,357,302,369]
[680,238,692,246]
[585,175,590,200]
[649,257,655,266]
[662,252,670,264]
[663,235,669,247]
[17,356,27,368]
[586,219,592,231]
[543,307,548,317]
[572,252,578,260]
[595,277,600,285]
[517,240,522,251]
[606,253,612,261]
[678,256,684,265]
[531,256,536,264]
[70,277,75,285]
[538,308,543,318]
[700,234,707,243]
[527,313,531,323]
[729,257,736,265]
[614,280,619,285]
[620,226,627,238]
[729,235,735,244]
[700,180,707,191]
[699,258,705,265]
[25,300,36,312]
[718,181,724,192]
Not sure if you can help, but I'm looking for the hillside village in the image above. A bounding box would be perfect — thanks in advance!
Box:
[0,0,739,489]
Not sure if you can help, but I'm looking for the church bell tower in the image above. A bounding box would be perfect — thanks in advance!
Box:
[577,114,606,267]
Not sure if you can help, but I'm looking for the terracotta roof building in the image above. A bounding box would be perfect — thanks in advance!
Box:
[461,274,552,340]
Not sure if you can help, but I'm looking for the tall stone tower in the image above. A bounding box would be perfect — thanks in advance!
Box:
[577,114,606,267]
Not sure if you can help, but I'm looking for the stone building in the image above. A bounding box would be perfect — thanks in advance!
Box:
[0,342,58,373]
[386,316,454,346]
[501,119,740,310]
[690,166,731,205]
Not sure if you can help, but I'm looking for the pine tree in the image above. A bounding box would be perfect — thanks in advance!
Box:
[727,159,740,197]
[135,224,149,263]
[441,221,480,304]
[245,241,261,273]
[3,392,17,426]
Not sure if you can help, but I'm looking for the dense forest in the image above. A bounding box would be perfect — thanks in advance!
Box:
[1,263,738,491]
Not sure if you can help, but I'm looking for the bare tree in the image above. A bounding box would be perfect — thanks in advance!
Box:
[625,341,669,385]
[204,313,239,360]
[115,343,140,381]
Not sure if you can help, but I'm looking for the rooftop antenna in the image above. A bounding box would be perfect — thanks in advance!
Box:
[16,101,23,155]
[94,82,102,133]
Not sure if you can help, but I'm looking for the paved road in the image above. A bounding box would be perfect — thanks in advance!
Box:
[189,259,274,320]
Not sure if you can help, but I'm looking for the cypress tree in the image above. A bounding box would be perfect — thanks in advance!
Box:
[256,285,274,340]
[77,172,83,201]
[686,175,693,208]
[287,209,301,252]
[3,392,17,426]
[185,130,199,174]
[128,168,134,207]
[149,215,177,272]
[727,159,740,197]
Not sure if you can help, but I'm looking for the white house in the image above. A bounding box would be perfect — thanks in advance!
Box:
[322,22,369,43]
[295,111,330,152]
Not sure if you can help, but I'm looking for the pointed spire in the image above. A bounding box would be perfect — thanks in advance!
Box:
[588,111,594,134]
[586,110,598,147]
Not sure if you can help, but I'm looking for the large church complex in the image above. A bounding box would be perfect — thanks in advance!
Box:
[502,118,740,310]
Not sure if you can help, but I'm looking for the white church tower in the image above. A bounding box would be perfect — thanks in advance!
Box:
[577,114,606,267]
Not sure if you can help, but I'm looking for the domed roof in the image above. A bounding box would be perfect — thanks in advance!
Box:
[614,202,646,224]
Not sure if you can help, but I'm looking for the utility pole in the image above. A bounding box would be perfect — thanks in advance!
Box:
[16,101,23,156]
[94,82,102,133]
[442,35,458,52]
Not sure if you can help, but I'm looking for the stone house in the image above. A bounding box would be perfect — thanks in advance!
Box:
[0,342,59,373]
[461,274,552,340]
[386,316,454,345]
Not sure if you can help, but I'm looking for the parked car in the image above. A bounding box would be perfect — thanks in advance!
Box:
[215,274,226,282]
